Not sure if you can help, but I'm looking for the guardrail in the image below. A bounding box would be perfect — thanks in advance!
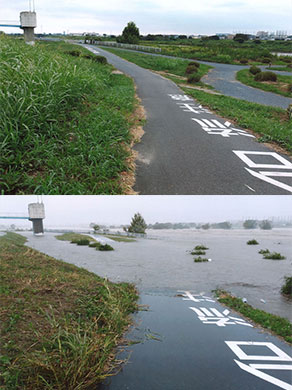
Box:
[96,41,161,53]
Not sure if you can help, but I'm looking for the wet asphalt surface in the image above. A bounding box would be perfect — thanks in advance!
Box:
[22,230,292,390]
[84,45,292,195]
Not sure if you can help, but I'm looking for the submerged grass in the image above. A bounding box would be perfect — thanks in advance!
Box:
[0,38,137,194]
[181,88,292,153]
[215,290,292,343]
[0,232,138,389]
[237,69,292,97]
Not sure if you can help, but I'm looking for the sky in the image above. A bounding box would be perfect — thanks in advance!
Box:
[0,0,291,35]
[0,196,292,228]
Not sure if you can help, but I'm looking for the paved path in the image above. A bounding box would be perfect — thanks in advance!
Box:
[85,45,292,195]
[93,45,292,109]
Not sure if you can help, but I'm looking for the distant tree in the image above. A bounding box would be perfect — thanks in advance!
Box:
[201,223,210,230]
[119,21,140,44]
[212,221,232,229]
[243,219,258,229]
[178,35,187,40]
[127,213,147,234]
[259,220,272,230]
[90,223,100,233]
[234,33,249,43]
[208,35,220,40]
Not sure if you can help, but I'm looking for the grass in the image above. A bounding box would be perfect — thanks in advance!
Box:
[269,66,292,72]
[180,88,292,153]
[102,47,212,84]
[236,69,292,98]
[191,250,206,255]
[0,232,138,389]
[56,233,96,243]
[281,276,292,297]
[101,234,136,242]
[0,37,138,194]
[194,245,209,250]
[247,239,259,245]
[215,290,292,344]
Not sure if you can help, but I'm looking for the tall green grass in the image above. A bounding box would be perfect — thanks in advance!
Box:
[0,38,136,194]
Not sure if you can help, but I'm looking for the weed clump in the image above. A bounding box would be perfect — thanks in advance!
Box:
[249,65,261,75]
[88,242,101,248]
[259,249,270,254]
[191,250,206,255]
[187,74,201,84]
[247,239,259,245]
[255,71,277,82]
[194,256,209,262]
[240,58,248,64]
[281,276,292,296]
[263,252,286,260]
[75,239,90,246]
[98,243,114,251]
[65,49,82,57]
[194,245,209,250]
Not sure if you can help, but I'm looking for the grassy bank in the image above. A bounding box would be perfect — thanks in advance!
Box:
[215,290,292,343]
[236,69,292,98]
[0,37,138,194]
[181,88,292,153]
[102,47,212,81]
[0,232,138,389]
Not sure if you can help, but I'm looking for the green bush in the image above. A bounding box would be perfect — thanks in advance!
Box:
[97,243,114,251]
[263,252,285,260]
[259,249,270,255]
[194,245,209,250]
[185,66,198,74]
[249,65,261,75]
[281,276,292,296]
[191,250,206,255]
[240,58,248,64]
[89,242,101,248]
[76,239,90,246]
[247,239,259,245]
[262,57,271,64]
[255,71,277,82]
[65,50,81,57]
[187,74,201,83]
[287,84,292,93]
[93,55,108,65]
[194,256,209,263]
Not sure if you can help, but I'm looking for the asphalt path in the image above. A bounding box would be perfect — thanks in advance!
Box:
[85,45,292,195]
[23,232,292,390]
[101,291,292,390]
[91,45,292,109]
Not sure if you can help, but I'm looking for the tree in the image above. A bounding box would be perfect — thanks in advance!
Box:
[90,223,100,233]
[243,219,257,229]
[128,213,147,234]
[259,220,272,230]
[120,21,140,44]
[201,223,210,230]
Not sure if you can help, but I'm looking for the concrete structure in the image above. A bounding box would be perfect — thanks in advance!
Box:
[28,203,45,235]
[20,11,37,45]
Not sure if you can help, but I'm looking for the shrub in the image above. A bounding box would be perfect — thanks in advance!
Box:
[262,57,271,64]
[287,103,292,119]
[93,55,108,65]
[65,50,81,57]
[188,61,200,68]
[185,66,198,74]
[247,239,259,245]
[240,58,248,64]
[287,84,292,93]
[76,239,90,246]
[249,65,261,75]
[191,250,206,255]
[187,74,201,83]
[194,256,209,263]
[97,243,114,251]
[255,71,277,82]
[263,252,285,260]
[89,242,101,248]
[259,249,270,254]
[281,276,292,296]
[194,245,209,250]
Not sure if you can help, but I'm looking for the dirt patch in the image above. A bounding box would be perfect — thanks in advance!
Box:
[120,90,146,195]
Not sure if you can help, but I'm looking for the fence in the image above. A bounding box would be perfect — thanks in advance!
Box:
[96,41,161,53]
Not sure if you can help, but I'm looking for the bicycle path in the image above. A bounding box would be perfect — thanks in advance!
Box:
[84,45,292,195]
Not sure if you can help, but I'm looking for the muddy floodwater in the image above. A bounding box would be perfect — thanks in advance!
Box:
[22,229,292,320]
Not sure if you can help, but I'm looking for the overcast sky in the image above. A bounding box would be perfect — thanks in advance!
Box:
[0,196,292,227]
[1,0,291,35]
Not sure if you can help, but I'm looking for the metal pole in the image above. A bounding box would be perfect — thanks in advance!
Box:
[29,0,32,12]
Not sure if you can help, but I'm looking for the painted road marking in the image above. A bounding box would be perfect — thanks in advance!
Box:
[178,290,215,303]
[168,94,193,101]
[177,103,211,114]
[189,307,253,327]
[226,342,292,390]
[192,118,256,138]
[234,151,292,193]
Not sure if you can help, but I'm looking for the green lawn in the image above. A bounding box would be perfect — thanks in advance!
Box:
[237,69,292,97]
[0,232,138,389]
[0,38,138,194]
